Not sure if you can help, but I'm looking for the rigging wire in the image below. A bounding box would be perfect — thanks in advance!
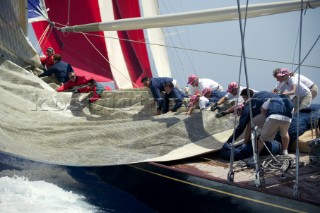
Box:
[42,20,137,86]
[73,31,320,70]
[293,33,320,72]
[290,5,320,73]
[263,0,319,196]
[35,23,105,75]
[38,1,319,91]
[28,0,59,54]
[236,0,262,185]
[28,1,49,21]
[163,30,186,77]
[34,24,51,53]
[228,0,250,182]
[48,7,320,70]
[160,0,197,81]
[294,0,304,196]
[291,29,300,72]
[67,0,71,26]
[81,33,138,88]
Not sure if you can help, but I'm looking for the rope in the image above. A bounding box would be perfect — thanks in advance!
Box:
[67,0,71,26]
[261,155,295,172]
[161,1,196,78]
[81,33,138,87]
[228,0,250,181]
[259,137,286,170]
[293,0,304,192]
[41,26,54,51]
[34,24,51,53]
[28,0,49,21]
[260,155,320,191]
[293,33,320,73]
[236,0,258,171]
[64,32,320,70]
[41,20,137,87]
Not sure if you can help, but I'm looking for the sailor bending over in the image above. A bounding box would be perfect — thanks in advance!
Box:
[141,76,177,115]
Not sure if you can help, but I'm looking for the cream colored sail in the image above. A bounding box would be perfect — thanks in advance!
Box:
[141,0,172,78]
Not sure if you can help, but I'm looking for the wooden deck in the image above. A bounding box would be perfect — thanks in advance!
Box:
[156,152,320,206]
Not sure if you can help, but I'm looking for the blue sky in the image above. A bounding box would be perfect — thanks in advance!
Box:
[156,0,320,103]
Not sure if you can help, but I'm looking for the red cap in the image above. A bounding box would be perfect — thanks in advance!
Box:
[227,82,238,93]
[187,75,198,84]
[276,68,290,77]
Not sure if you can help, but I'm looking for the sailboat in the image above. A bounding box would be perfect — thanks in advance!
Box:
[1,0,320,212]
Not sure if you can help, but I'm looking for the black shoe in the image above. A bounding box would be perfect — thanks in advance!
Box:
[216,111,227,118]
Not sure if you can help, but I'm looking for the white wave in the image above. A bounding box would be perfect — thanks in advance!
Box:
[0,175,98,213]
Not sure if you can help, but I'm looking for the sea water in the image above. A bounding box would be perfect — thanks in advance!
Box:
[0,153,155,213]
[0,176,97,213]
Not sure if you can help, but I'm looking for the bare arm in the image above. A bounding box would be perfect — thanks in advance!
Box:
[217,96,227,105]
[282,84,296,96]
[186,107,194,115]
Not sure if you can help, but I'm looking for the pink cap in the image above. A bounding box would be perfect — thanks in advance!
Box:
[187,75,198,84]
[189,95,199,106]
[227,82,238,93]
[202,88,212,96]
[276,68,290,77]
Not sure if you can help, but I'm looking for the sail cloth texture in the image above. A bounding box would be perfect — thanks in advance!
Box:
[0,0,237,166]
[0,60,237,166]
[0,0,41,68]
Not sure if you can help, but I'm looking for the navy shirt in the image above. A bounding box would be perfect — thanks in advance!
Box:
[266,94,294,118]
[275,104,320,144]
[162,88,186,113]
[252,91,275,102]
[149,77,173,109]
[227,91,275,143]
[149,77,173,99]
[39,61,73,83]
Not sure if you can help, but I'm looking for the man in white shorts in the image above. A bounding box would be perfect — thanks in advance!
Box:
[257,95,294,155]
